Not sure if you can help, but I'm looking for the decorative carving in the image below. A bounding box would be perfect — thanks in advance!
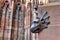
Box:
[30,8,50,33]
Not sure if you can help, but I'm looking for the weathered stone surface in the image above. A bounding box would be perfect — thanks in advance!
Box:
[38,5,60,40]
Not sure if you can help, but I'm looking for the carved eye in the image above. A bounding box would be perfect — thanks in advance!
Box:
[16,3,21,11]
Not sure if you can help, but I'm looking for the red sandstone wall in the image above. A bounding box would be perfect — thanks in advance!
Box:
[49,0,60,2]
[38,5,60,40]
